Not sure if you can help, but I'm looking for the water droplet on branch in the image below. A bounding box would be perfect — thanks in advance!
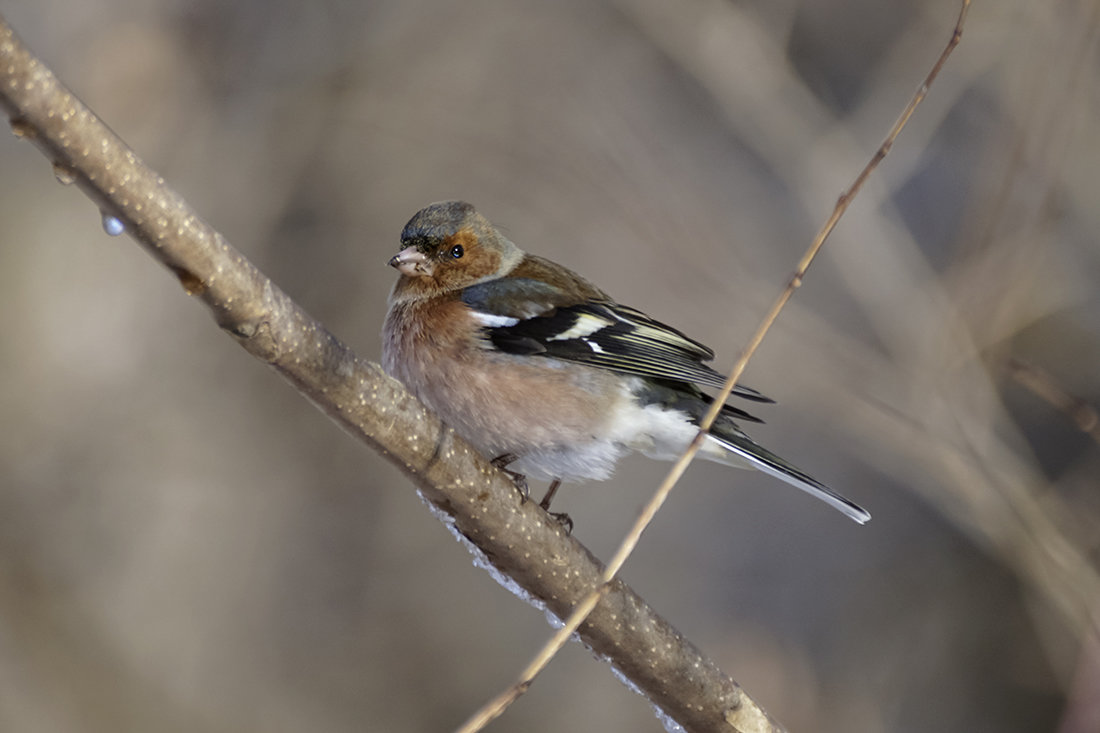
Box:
[101,213,125,236]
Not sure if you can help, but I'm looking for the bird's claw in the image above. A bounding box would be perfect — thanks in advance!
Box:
[491,453,530,502]
[549,511,573,534]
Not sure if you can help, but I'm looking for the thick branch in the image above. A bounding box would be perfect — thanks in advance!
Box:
[0,16,781,733]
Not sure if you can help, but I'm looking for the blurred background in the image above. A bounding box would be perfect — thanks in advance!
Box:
[1,1,1098,731]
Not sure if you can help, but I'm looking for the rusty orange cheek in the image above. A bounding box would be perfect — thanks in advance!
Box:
[441,228,499,282]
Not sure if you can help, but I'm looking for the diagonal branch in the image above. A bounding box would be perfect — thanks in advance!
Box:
[0,15,780,733]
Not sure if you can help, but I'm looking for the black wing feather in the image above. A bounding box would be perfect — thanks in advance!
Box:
[465,278,773,404]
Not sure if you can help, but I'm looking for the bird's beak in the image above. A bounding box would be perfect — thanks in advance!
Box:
[388,246,433,277]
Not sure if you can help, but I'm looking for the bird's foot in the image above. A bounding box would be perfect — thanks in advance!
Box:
[491,453,529,501]
[548,510,573,534]
[490,461,573,531]
[540,479,572,532]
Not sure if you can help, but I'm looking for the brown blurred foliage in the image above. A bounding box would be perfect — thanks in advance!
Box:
[1,1,1098,731]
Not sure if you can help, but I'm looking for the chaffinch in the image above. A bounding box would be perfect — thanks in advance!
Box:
[382,201,870,524]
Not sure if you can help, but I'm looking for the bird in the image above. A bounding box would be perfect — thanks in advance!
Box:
[382,201,870,524]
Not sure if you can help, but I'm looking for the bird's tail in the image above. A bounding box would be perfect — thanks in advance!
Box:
[708,422,871,524]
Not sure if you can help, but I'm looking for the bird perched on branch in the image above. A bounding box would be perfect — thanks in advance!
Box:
[382,201,869,524]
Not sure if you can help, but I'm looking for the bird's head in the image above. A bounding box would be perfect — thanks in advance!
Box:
[388,201,522,301]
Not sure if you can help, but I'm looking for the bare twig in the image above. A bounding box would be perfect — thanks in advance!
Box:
[1007,358,1100,444]
[455,2,971,731]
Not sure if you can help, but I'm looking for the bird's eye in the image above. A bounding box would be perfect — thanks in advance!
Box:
[450,244,464,259]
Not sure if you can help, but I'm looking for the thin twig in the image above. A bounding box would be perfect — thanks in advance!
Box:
[1007,358,1100,444]
[454,2,971,731]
